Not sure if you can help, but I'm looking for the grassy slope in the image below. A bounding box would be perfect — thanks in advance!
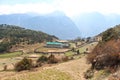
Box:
[2,56,90,80]
[91,70,110,80]
[3,69,73,80]
[0,52,22,58]
[65,51,74,57]
[78,42,98,53]
[65,42,98,56]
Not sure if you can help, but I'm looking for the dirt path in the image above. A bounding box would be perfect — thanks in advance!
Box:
[44,55,91,80]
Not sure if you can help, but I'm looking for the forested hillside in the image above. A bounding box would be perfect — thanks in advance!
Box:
[0,24,58,53]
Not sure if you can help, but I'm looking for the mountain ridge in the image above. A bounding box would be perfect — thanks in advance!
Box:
[0,12,81,39]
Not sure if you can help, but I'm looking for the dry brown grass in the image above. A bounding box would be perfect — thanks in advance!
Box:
[2,69,73,80]
[0,42,98,80]
[0,55,90,80]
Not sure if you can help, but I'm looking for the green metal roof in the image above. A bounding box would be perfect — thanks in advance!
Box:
[47,42,62,45]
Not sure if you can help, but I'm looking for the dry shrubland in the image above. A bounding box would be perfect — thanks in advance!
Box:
[87,39,120,71]
[15,57,33,71]
[14,54,70,72]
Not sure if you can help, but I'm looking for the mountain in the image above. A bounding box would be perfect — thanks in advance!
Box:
[73,12,120,37]
[0,24,57,53]
[0,12,81,39]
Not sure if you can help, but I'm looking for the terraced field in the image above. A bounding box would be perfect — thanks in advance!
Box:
[0,42,98,80]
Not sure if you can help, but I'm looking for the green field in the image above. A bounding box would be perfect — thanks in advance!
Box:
[65,42,98,58]
[65,51,74,57]
[0,52,22,58]
[77,42,98,53]
[69,43,76,48]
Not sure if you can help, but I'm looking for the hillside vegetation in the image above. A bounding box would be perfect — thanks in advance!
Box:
[99,25,120,42]
[0,24,57,53]
[87,24,120,79]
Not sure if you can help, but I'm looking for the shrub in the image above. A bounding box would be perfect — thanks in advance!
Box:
[15,57,33,71]
[48,54,58,64]
[102,28,118,42]
[3,65,7,71]
[77,50,80,54]
[37,55,48,63]
[88,52,120,70]
[87,53,97,64]
[72,47,75,52]
[87,40,120,71]
[69,56,74,60]
[62,56,69,62]
[32,62,42,68]
[87,26,120,72]
[84,69,94,79]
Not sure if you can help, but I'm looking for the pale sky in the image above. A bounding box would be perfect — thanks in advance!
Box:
[0,0,120,18]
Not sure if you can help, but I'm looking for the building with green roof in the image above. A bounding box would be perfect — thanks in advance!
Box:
[46,42,69,48]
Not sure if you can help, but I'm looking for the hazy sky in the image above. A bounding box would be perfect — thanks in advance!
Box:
[0,0,120,18]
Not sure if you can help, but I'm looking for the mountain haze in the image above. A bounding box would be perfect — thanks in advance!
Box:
[0,12,81,39]
[73,12,120,37]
